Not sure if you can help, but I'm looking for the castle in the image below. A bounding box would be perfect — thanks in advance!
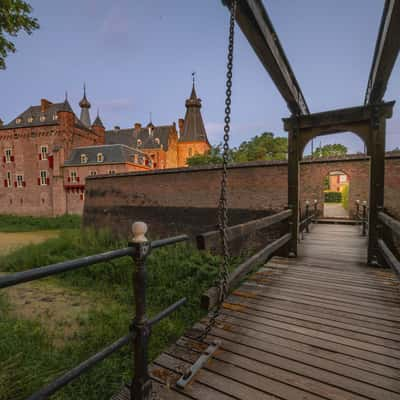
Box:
[0,83,210,216]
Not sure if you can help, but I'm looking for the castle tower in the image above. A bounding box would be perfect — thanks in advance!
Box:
[79,84,91,127]
[177,79,210,167]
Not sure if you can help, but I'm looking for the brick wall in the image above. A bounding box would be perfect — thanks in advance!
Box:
[83,155,400,239]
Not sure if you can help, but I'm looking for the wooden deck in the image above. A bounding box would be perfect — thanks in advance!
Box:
[116,224,400,399]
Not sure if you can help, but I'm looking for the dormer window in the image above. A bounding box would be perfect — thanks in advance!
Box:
[97,153,104,162]
[155,138,160,145]
[80,154,88,164]
[52,114,58,121]
[16,118,21,124]
[40,115,46,122]
[137,139,142,146]
[27,117,34,123]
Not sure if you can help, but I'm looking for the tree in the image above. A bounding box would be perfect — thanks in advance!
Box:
[186,132,288,167]
[186,145,224,167]
[313,143,348,158]
[0,0,39,69]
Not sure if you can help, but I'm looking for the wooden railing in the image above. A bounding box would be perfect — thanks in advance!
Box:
[299,201,315,236]
[200,209,293,310]
[378,211,400,275]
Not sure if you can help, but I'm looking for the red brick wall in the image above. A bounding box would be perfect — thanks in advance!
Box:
[83,155,400,237]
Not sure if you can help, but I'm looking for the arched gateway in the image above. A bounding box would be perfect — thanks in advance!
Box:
[283,101,395,264]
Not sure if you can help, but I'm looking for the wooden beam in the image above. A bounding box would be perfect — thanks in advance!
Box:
[283,102,395,131]
[223,0,309,115]
[196,209,292,251]
[378,239,400,275]
[365,0,400,104]
[201,233,291,310]
[379,211,400,237]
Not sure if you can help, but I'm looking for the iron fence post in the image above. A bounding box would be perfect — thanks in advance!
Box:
[305,201,310,233]
[362,202,367,237]
[313,199,318,218]
[130,222,152,400]
[356,200,360,219]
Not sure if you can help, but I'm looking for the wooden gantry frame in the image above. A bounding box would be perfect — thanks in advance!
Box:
[224,0,400,265]
[283,102,394,264]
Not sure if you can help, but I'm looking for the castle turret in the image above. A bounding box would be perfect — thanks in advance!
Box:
[79,84,91,127]
[177,79,211,167]
[92,110,105,144]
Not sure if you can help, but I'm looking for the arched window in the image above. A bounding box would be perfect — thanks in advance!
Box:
[16,118,21,124]
[27,117,34,123]
[80,154,88,164]
[97,153,104,162]
[52,114,58,121]
[137,139,142,146]
[40,115,46,122]
[155,138,160,145]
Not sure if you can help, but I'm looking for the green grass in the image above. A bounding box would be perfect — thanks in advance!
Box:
[0,214,81,232]
[0,229,230,400]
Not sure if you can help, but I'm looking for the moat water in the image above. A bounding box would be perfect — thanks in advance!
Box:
[0,230,60,256]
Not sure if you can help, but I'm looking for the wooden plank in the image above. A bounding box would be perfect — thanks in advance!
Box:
[178,336,400,399]
[202,233,291,310]
[196,209,291,251]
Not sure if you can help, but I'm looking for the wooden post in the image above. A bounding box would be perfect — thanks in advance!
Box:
[368,107,386,265]
[288,119,299,256]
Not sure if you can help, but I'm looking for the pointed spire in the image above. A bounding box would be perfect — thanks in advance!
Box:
[92,109,104,128]
[79,83,91,127]
[180,78,209,143]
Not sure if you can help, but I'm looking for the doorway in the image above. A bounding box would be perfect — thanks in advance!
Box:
[323,171,350,218]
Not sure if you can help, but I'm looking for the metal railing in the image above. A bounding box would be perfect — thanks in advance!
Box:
[0,222,189,400]
[378,211,400,275]
[355,200,369,236]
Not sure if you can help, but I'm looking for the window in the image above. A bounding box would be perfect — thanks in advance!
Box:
[70,171,78,183]
[40,170,48,185]
[52,114,58,121]
[339,174,347,183]
[16,175,24,188]
[5,149,12,163]
[27,117,34,123]
[188,148,193,157]
[5,171,11,188]
[80,153,88,164]
[97,153,104,162]
[137,139,142,146]
[40,145,48,160]
[40,115,46,122]
[90,171,97,176]
[16,118,21,124]
[108,170,116,175]
[155,138,160,145]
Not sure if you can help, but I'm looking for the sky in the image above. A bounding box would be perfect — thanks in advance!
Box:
[1,0,399,154]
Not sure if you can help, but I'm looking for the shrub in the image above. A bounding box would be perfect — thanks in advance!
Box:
[341,184,349,210]
[324,191,342,203]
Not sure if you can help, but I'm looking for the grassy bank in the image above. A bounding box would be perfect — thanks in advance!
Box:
[0,229,227,400]
[0,214,81,232]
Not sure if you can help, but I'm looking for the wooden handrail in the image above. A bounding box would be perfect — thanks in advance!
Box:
[379,211,400,237]
[201,233,291,310]
[378,239,400,276]
[197,209,292,251]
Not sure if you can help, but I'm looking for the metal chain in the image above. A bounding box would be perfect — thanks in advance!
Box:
[199,0,237,341]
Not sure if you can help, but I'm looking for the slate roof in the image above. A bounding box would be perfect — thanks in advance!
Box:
[0,99,92,132]
[180,84,209,143]
[105,125,173,151]
[64,144,150,166]
[92,114,104,128]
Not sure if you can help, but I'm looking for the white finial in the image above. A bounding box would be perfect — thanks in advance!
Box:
[306,200,310,206]
[132,221,148,243]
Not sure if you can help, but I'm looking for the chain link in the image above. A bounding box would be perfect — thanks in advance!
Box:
[198,0,237,341]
